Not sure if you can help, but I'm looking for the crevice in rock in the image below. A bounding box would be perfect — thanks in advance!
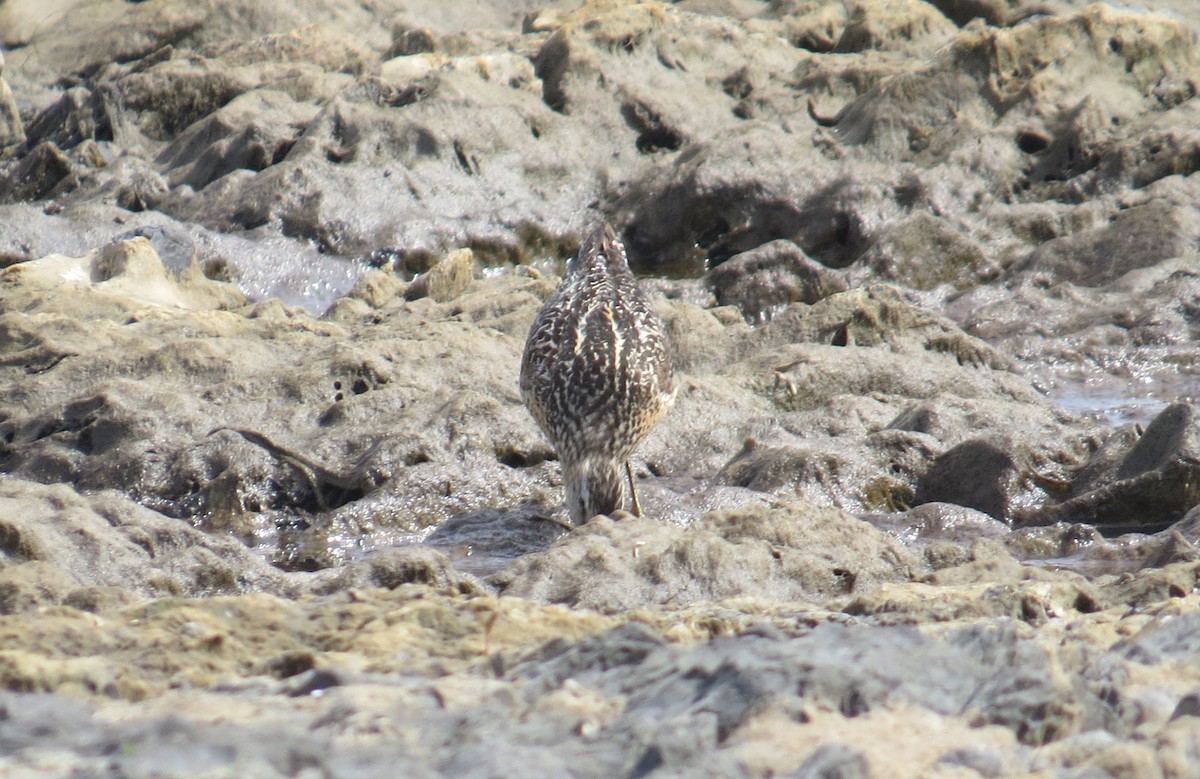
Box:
[620,100,682,154]
[534,31,570,113]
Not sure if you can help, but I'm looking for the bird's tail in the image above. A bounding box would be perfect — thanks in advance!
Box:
[562,457,625,525]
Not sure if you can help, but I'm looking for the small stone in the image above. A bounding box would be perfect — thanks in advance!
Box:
[406,248,475,302]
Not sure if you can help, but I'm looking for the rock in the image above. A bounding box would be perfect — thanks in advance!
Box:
[1122,609,1200,664]
[925,0,1056,27]
[491,498,924,610]
[948,254,1200,429]
[304,545,484,596]
[20,87,109,153]
[706,239,847,321]
[155,89,321,192]
[791,744,870,779]
[405,247,475,302]
[0,477,291,611]
[387,24,439,58]
[1170,689,1200,721]
[0,561,79,615]
[1018,402,1200,534]
[760,286,1008,366]
[914,439,1021,521]
[348,268,407,308]
[1,142,73,202]
[861,502,1010,546]
[833,0,955,54]
[654,298,742,374]
[852,211,1000,291]
[0,237,245,313]
[1014,200,1194,286]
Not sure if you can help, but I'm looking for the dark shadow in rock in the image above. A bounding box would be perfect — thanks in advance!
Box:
[534,30,569,113]
[619,169,885,276]
[620,99,682,154]
[620,185,813,275]
[425,504,569,577]
[1016,98,1102,191]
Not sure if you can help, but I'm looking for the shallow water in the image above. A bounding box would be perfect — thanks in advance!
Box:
[1051,388,1168,427]
[1045,365,1195,427]
[225,234,359,314]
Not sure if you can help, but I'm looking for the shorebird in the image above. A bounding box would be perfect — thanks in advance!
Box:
[520,224,676,525]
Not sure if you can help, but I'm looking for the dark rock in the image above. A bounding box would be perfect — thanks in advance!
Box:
[914,439,1020,521]
[387,24,439,57]
[1166,691,1200,720]
[22,88,110,151]
[706,239,847,321]
[2,142,74,202]
[154,90,316,191]
[1170,689,1200,721]
[1014,201,1193,286]
[280,667,343,695]
[1019,402,1200,534]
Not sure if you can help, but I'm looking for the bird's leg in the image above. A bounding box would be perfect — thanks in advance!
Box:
[625,461,642,517]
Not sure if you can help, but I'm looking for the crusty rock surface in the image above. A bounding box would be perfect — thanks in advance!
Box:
[1,1,1200,776]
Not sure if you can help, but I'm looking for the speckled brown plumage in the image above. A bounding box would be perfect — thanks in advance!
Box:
[520,224,675,524]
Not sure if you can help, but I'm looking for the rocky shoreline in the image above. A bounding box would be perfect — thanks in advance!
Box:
[2,1,1200,776]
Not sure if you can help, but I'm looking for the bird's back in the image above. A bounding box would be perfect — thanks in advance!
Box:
[520,225,675,515]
